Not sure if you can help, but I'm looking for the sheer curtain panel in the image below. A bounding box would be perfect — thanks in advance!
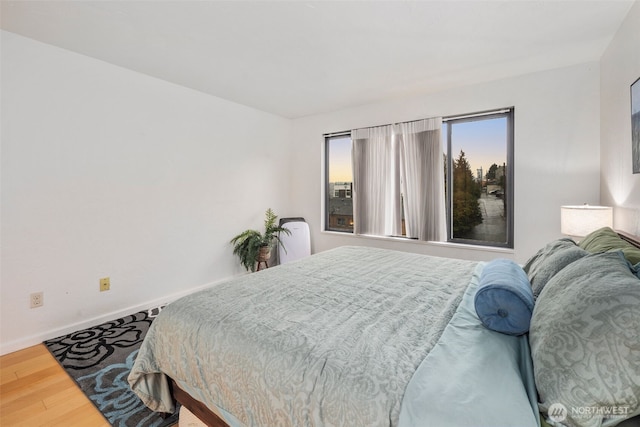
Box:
[351,125,402,236]
[398,118,446,241]
[351,117,445,241]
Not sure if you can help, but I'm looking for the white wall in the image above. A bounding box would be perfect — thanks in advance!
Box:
[0,31,293,355]
[600,0,640,235]
[4,16,626,354]
[291,62,602,263]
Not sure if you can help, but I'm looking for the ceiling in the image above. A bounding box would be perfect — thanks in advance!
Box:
[1,0,634,119]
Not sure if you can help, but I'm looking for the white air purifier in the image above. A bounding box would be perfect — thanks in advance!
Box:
[278,220,310,264]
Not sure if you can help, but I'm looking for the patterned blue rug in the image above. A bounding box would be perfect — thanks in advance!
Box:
[44,307,179,427]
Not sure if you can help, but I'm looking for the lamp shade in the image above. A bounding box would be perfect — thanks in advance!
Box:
[560,205,613,238]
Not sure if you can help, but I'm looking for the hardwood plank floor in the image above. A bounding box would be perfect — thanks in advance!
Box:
[0,344,109,427]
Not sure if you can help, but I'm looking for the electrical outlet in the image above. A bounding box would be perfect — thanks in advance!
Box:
[100,277,110,292]
[30,292,44,308]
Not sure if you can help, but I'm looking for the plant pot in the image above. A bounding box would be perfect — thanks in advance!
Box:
[258,246,271,262]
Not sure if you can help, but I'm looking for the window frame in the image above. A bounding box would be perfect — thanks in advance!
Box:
[444,108,514,248]
[325,132,354,234]
[323,107,515,249]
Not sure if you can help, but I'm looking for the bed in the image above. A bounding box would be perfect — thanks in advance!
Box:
[128,227,640,427]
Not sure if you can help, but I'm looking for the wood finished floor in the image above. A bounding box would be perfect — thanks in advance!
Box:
[0,344,109,426]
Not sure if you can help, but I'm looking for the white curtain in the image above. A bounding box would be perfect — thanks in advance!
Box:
[351,117,445,241]
[351,125,402,236]
[397,118,446,241]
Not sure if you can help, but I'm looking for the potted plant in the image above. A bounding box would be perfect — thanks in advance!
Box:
[230,208,291,272]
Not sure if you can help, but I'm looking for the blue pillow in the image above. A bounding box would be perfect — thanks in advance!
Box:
[474,259,534,336]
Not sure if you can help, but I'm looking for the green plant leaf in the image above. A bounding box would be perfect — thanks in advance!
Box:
[230,209,292,272]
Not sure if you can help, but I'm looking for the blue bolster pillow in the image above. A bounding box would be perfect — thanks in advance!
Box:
[474,259,534,336]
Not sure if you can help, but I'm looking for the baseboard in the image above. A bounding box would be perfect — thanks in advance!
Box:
[0,276,235,356]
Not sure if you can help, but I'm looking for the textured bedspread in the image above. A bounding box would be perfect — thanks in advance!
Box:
[129,246,478,427]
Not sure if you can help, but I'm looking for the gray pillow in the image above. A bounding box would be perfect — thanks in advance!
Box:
[529,251,640,427]
[523,238,588,299]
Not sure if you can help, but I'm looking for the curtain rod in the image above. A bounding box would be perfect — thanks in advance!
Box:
[325,116,440,137]
[323,107,512,137]
[443,108,512,122]
[323,130,351,138]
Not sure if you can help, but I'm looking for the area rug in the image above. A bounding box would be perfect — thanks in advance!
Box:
[44,307,179,427]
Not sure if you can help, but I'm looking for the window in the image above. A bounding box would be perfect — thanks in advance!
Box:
[444,109,514,247]
[325,134,354,233]
[324,108,513,248]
